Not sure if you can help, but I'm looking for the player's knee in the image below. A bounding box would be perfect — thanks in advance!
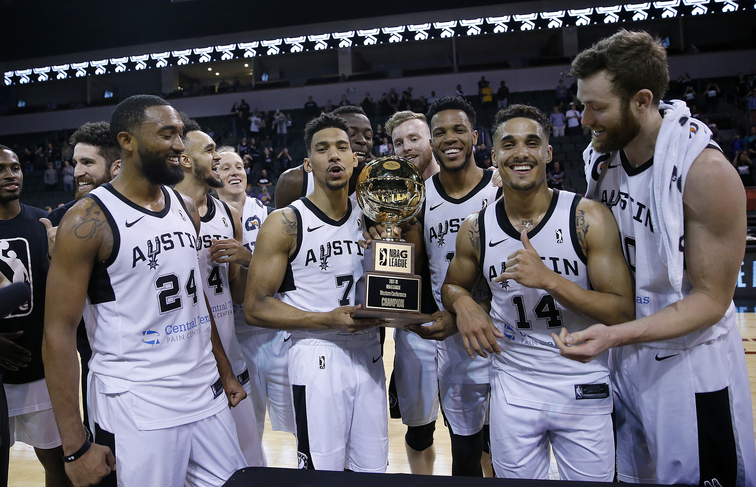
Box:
[405,422,436,451]
[481,424,490,455]
[449,428,484,476]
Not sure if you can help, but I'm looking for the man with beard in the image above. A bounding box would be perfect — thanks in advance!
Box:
[558,30,756,486]
[415,96,500,477]
[382,111,441,475]
[215,147,296,456]
[0,146,71,486]
[274,106,373,209]
[42,95,247,486]
[443,105,633,480]
[174,117,265,467]
[42,122,121,440]
[244,113,386,472]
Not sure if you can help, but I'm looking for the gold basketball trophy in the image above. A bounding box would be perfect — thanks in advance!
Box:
[354,156,433,326]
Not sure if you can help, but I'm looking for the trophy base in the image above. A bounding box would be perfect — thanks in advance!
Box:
[353,308,434,328]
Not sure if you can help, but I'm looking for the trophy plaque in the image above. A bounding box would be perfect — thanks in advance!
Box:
[354,156,433,327]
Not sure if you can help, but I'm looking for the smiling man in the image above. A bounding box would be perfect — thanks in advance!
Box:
[42,95,246,486]
[174,117,264,468]
[215,147,296,457]
[562,29,756,486]
[443,104,633,481]
[244,113,386,472]
[411,95,500,477]
[274,106,373,209]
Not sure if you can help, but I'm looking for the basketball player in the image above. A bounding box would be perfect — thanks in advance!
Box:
[420,96,500,476]
[174,118,265,467]
[244,113,386,472]
[43,121,121,439]
[215,147,297,450]
[557,30,756,486]
[383,111,441,475]
[443,105,634,480]
[274,105,373,208]
[0,145,71,486]
[42,95,247,486]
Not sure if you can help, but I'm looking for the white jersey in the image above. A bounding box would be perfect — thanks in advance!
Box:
[233,196,270,336]
[278,197,370,340]
[85,184,225,430]
[424,170,499,384]
[480,191,611,414]
[595,150,734,350]
[196,195,247,377]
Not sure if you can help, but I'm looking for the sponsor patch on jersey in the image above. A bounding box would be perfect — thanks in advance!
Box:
[141,329,160,345]
[574,383,609,400]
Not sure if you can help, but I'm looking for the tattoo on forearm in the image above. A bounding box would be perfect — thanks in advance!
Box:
[281,210,298,236]
[575,209,589,252]
[469,217,480,253]
[73,202,106,240]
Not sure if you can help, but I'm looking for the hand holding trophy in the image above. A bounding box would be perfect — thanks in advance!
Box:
[355,156,433,326]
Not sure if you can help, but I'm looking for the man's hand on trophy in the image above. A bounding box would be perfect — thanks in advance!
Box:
[359,222,405,248]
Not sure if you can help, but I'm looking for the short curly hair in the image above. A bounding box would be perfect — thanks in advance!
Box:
[426,95,477,129]
[303,113,350,155]
[491,105,553,140]
[69,121,120,169]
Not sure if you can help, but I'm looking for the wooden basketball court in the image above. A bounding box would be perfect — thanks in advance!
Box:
[8,313,756,484]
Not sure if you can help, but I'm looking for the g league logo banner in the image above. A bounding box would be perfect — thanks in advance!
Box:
[0,238,33,317]
[374,241,411,274]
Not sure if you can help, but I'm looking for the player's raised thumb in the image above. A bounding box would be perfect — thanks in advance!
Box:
[39,217,53,231]
[520,229,535,251]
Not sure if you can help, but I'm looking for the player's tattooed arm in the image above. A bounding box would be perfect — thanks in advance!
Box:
[280,207,298,236]
[575,209,589,255]
[468,215,481,254]
[71,199,106,241]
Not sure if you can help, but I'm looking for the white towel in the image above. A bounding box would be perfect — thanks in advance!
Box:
[584,100,717,297]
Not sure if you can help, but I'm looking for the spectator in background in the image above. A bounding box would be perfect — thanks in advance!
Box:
[20,148,33,173]
[261,147,274,172]
[60,141,73,163]
[683,85,697,107]
[555,79,570,108]
[361,92,375,117]
[746,125,756,159]
[277,148,293,171]
[746,88,756,123]
[304,95,319,116]
[238,98,251,124]
[238,137,251,159]
[258,169,273,189]
[478,76,490,101]
[379,93,393,117]
[736,73,749,99]
[455,84,465,97]
[324,100,334,114]
[388,88,400,111]
[43,163,57,191]
[547,160,565,190]
[496,81,510,109]
[258,186,271,206]
[730,132,745,158]
[549,106,566,138]
[565,102,581,136]
[249,110,262,136]
[262,134,274,152]
[274,111,288,148]
[339,94,352,107]
[734,151,754,187]
[704,82,721,112]
[45,142,60,166]
[474,143,488,168]
[378,137,391,156]
[61,160,74,192]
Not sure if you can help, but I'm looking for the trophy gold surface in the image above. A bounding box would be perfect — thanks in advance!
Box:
[354,156,432,326]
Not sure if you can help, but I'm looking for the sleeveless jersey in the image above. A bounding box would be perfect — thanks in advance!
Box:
[278,197,369,340]
[424,170,499,384]
[196,195,246,376]
[480,191,611,413]
[595,151,733,349]
[233,196,270,335]
[85,184,225,430]
[302,170,315,198]
[0,204,49,384]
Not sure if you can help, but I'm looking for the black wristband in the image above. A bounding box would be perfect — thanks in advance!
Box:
[62,439,92,463]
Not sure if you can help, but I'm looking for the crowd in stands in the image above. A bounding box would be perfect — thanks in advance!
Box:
[4,69,756,213]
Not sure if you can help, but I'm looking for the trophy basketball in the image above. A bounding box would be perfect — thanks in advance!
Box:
[354,156,433,326]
